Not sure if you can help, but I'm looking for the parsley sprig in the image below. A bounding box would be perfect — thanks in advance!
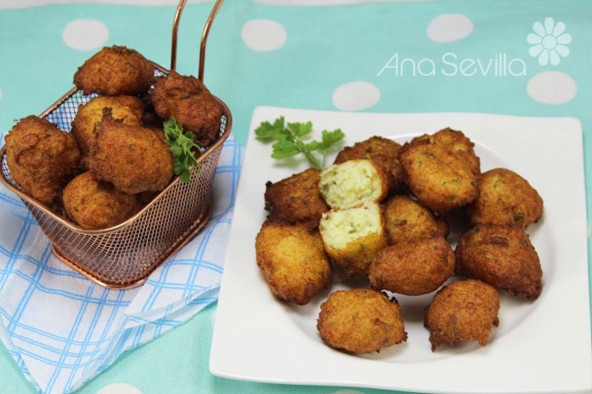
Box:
[163,117,202,182]
[255,116,345,169]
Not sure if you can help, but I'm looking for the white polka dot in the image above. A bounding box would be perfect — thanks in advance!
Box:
[527,71,577,105]
[97,383,142,394]
[62,19,109,51]
[427,14,474,43]
[332,81,380,111]
[242,19,287,52]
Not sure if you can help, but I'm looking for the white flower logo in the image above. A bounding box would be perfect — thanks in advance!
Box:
[527,17,571,66]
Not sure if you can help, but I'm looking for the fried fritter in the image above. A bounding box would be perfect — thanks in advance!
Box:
[255,221,332,305]
[63,172,140,229]
[264,168,329,229]
[425,279,500,351]
[73,45,155,96]
[455,224,543,299]
[369,237,455,296]
[150,71,224,146]
[470,168,543,228]
[71,96,144,168]
[4,115,80,205]
[319,202,388,278]
[319,159,389,210]
[334,136,404,191]
[317,288,407,353]
[398,128,480,213]
[89,119,174,194]
[383,195,448,244]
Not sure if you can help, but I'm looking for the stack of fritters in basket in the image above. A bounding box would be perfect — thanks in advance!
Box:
[3,45,224,230]
[256,127,544,354]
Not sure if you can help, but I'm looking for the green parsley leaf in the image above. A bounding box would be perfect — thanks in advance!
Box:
[163,117,202,182]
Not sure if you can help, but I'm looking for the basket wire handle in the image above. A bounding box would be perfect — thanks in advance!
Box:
[170,0,225,81]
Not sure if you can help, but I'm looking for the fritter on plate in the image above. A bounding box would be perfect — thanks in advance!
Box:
[71,96,144,168]
[73,45,155,96]
[398,128,480,213]
[319,202,388,278]
[455,224,543,299]
[383,195,449,244]
[334,136,405,191]
[89,119,174,194]
[255,220,332,305]
[264,168,329,229]
[150,71,224,146]
[424,279,500,351]
[469,167,543,228]
[317,288,407,353]
[4,115,80,205]
[369,236,455,296]
[63,172,140,229]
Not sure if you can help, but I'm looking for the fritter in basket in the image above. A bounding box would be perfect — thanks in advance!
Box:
[63,172,140,230]
[4,115,80,205]
[264,168,329,229]
[369,236,455,296]
[73,45,155,96]
[150,71,224,146]
[424,279,500,351]
[317,288,407,354]
[255,220,332,305]
[455,224,543,299]
[71,96,144,169]
[334,136,405,191]
[89,118,174,194]
[469,167,543,228]
[398,128,480,213]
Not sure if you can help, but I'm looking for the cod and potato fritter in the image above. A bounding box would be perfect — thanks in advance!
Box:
[317,289,407,353]
[256,221,332,305]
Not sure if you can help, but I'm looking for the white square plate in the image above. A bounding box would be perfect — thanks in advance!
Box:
[210,107,591,393]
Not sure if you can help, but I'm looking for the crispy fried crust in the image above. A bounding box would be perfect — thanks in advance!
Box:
[73,45,155,96]
[150,71,224,146]
[334,136,404,191]
[398,128,480,213]
[5,116,80,205]
[89,119,174,194]
[317,289,407,353]
[63,172,140,229]
[255,221,332,305]
[425,279,500,351]
[369,237,455,295]
[470,168,543,228]
[264,168,329,229]
[455,224,543,299]
[383,195,448,244]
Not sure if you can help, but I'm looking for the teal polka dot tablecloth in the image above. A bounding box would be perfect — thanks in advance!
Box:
[0,1,591,393]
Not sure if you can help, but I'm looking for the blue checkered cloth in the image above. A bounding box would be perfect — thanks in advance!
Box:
[0,136,243,394]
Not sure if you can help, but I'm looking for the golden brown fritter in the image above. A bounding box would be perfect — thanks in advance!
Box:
[73,45,155,96]
[455,224,543,299]
[255,220,332,305]
[264,168,329,229]
[469,168,543,228]
[317,288,407,353]
[89,119,174,194]
[383,195,448,244]
[425,279,500,351]
[369,237,455,296]
[71,96,144,168]
[62,172,140,229]
[4,115,80,205]
[334,136,404,191]
[150,71,224,146]
[398,128,480,214]
[319,203,388,278]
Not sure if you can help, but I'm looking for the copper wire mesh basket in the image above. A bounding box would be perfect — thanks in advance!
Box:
[0,0,231,289]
